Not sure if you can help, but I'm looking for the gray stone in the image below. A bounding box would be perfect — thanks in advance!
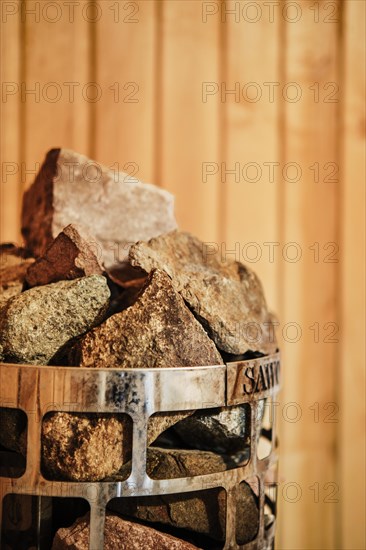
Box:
[52,512,200,550]
[174,405,250,454]
[68,269,223,369]
[110,449,259,544]
[42,412,131,482]
[22,149,177,268]
[0,275,110,365]
[129,231,277,355]
[25,224,104,288]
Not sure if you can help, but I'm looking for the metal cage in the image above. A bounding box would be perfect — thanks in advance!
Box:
[0,352,280,549]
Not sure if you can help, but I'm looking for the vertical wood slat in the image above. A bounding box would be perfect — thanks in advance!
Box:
[23,0,91,192]
[0,0,21,244]
[340,1,366,548]
[159,0,221,242]
[278,1,340,548]
[94,0,157,183]
[223,4,281,313]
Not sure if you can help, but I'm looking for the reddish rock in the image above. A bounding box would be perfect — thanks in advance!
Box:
[22,149,177,267]
[25,224,103,288]
[130,231,277,355]
[52,513,200,549]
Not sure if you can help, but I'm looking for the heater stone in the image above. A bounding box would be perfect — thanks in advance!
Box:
[110,479,258,544]
[69,269,223,369]
[129,230,277,355]
[173,405,249,454]
[52,513,200,550]
[42,413,131,482]
[0,275,110,365]
[21,149,177,268]
[25,223,104,288]
[0,250,34,308]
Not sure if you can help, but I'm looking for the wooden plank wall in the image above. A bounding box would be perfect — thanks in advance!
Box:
[0,1,365,548]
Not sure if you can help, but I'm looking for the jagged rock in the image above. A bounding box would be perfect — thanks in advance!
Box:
[21,149,177,267]
[173,405,250,454]
[129,231,277,355]
[145,446,240,479]
[66,269,223,476]
[68,269,223,369]
[42,413,132,482]
[25,224,104,288]
[0,248,34,308]
[110,449,259,544]
[0,275,110,365]
[52,512,200,550]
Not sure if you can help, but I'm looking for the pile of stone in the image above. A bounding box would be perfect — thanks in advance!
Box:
[0,149,277,549]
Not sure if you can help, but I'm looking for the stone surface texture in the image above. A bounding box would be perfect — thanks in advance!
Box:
[174,405,250,454]
[0,250,34,308]
[69,269,223,369]
[52,513,200,550]
[0,275,110,365]
[110,475,258,544]
[129,230,277,355]
[42,413,132,482]
[25,224,104,288]
[21,149,177,267]
[145,446,236,479]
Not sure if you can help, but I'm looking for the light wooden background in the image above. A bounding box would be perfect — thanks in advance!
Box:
[0,1,365,548]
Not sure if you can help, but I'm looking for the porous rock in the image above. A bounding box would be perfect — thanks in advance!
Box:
[129,230,277,355]
[22,149,177,267]
[110,448,259,544]
[52,513,200,550]
[0,275,110,365]
[42,413,132,482]
[25,224,104,288]
[69,269,223,369]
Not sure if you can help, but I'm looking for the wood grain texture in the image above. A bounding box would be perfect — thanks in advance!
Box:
[0,0,21,243]
[22,0,91,190]
[94,0,157,183]
[159,0,221,242]
[1,1,365,548]
[339,1,366,548]
[277,1,340,548]
[223,5,281,313]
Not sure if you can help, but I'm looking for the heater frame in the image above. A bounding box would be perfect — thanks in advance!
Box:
[0,352,280,550]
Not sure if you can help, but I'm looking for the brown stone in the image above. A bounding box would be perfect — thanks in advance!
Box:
[52,513,200,550]
[129,230,277,355]
[42,413,132,482]
[0,275,110,365]
[22,149,177,268]
[110,448,259,544]
[25,224,104,288]
[69,269,223,369]
[0,248,34,308]
[146,446,237,479]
